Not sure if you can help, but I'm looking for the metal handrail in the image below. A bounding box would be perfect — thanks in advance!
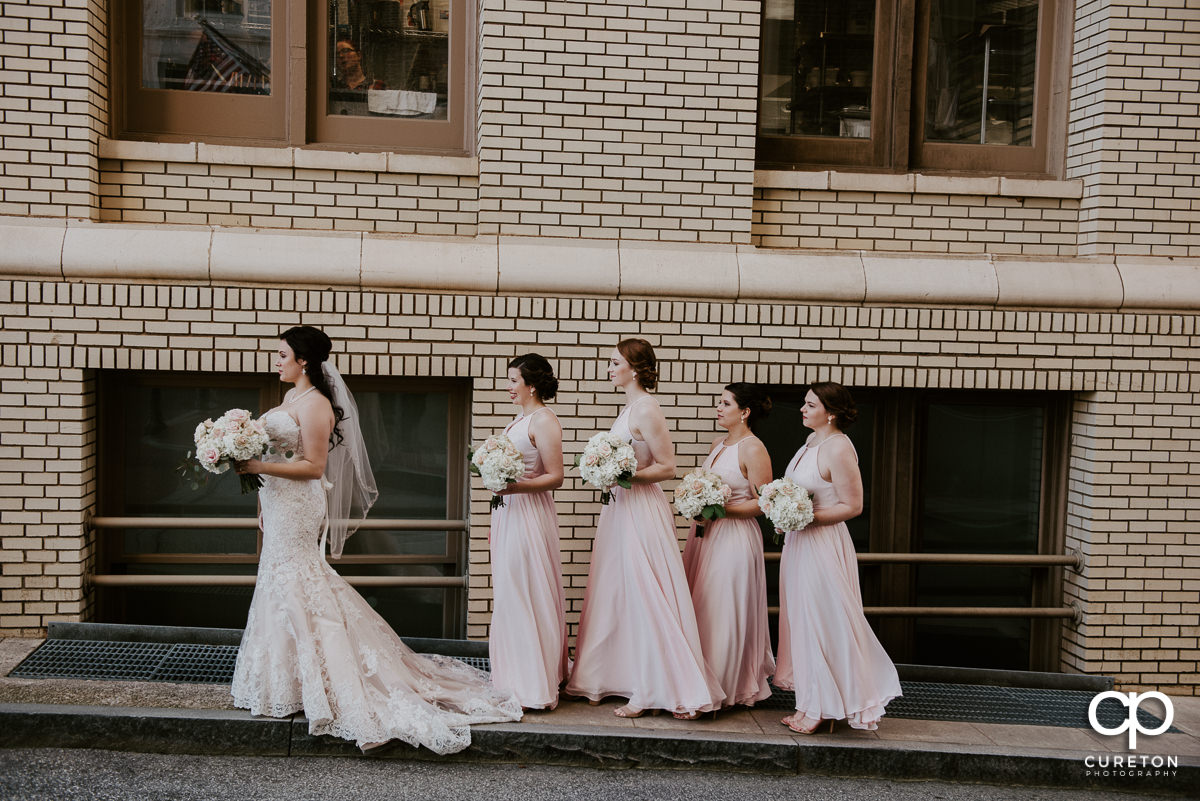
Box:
[89,517,467,531]
[763,552,1081,568]
[89,575,467,588]
[767,605,1075,619]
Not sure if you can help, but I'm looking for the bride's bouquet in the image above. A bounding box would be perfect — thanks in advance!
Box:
[574,431,637,505]
[469,434,524,509]
[673,467,731,537]
[757,477,815,544]
[179,409,270,494]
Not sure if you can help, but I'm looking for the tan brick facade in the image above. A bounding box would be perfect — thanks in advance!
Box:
[0,1,1198,694]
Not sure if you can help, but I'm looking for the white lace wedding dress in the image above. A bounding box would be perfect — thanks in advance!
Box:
[230,411,522,754]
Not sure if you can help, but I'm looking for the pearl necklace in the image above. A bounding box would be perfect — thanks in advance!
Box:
[286,386,317,404]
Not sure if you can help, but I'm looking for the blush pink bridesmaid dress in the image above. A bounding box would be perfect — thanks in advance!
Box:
[681,436,775,708]
[488,408,569,709]
[774,434,902,729]
[565,397,725,715]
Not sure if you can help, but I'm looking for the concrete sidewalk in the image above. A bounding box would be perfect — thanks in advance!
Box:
[1,636,1196,795]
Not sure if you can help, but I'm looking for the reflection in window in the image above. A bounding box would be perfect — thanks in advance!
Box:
[915,403,1044,669]
[118,384,260,555]
[100,372,467,637]
[141,0,271,94]
[759,0,877,139]
[925,0,1039,146]
[327,0,449,119]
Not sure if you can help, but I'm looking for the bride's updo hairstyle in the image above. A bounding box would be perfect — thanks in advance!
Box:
[281,325,346,446]
[616,338,658,390]
[810,381,858,431]
[725,382,772,430]
[509,353,558,401]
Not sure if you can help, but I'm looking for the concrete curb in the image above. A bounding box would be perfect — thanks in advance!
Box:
[0,703,1193,794]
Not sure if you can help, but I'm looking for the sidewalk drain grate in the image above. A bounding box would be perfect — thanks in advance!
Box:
[10,639,489,685]
[11,641,1174,732]
[762,681,1175,731]
[10,640,240,684]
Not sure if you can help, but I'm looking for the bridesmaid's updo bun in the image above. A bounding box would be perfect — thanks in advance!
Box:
[616,338,658,390]
[725,382,772,430]
[509,353,558,401]
[280,325,345,445]
[810,381,858,431]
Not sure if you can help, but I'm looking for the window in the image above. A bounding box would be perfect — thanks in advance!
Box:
[97,371,472,638]
[756,387,1070,671]
[757,0,1062,175]
[115,0,468,154]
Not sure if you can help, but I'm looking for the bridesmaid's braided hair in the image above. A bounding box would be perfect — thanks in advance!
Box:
[725,382,772,430]
[809,381,858,431]
[616,338,659,390]
[280,325,346,447]
[509,353,558,401]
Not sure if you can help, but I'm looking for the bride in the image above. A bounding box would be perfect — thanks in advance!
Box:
[231,325,521,753]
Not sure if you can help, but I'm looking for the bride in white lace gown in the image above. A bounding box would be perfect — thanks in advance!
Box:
[230,326,521,754]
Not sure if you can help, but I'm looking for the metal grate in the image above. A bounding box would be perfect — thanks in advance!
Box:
[761,681,1175,731]
[10,638,488,685]
[11,640,1174,732]
[10,640,239,684]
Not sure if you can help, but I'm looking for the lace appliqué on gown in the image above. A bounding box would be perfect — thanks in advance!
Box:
[230,411,521,753]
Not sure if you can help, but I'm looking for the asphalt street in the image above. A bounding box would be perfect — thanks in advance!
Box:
[0,748,1186,801]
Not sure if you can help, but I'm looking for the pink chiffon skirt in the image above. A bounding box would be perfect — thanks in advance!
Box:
[489,490,568,709]
[775,521,901,729]
[566,483,724,714]
[684,517,775,707]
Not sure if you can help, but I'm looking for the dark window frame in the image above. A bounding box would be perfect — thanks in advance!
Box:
[759,386,1071,671]
[755,0,1063,176]
[112,1,472,156]
[96,369,472,638]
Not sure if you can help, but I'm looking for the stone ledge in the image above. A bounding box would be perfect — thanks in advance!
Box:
[0,703,1194,793]
[99,139,478,177]
[3,217,1198,311]
[756,170,1083,200]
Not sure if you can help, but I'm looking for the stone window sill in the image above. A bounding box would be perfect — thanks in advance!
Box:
[754,170,1083,199]
[98,139,478,177]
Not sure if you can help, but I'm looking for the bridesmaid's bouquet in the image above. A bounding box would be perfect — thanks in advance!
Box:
[673,467,731,537]
[179,409,270,494]
[470,434,524,509]
[574,432,637,505]
[758,477,815,544]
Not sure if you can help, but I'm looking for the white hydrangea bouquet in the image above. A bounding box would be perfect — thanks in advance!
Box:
[574,431,637,505]
[469,434,524,509]
[179,409,270,494]
[758,477,815,544]
[673,467,732,537]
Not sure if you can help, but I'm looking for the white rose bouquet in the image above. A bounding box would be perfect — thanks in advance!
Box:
[179,409,271,494]
[673,467,732,537]
[574,431,637,505]
[469,434,525,509]
[757,477,815,544]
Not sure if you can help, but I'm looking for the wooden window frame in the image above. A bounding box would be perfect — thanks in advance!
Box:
[755,0,1065,177]
[112,1,472,155]
[306,0,470,152]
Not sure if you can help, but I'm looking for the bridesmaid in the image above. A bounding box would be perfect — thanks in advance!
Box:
[682,383,775,708]
[775,381,901,733]
[565,338,724,719]
[488,353,569,710]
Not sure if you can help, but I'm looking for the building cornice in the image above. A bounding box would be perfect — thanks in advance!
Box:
[1,216,1196,311]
